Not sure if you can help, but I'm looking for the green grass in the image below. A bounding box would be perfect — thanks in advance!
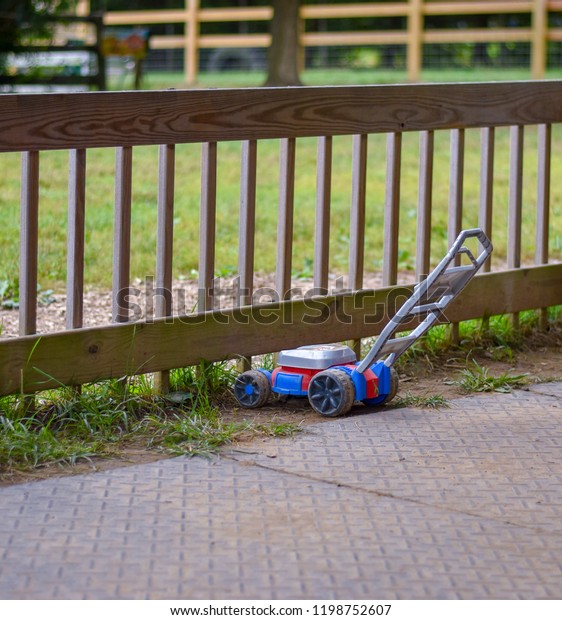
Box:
[0,364,301,475]
[1,67,561,290]
[393,392,450,409]
[136,67,562,91]
[452,361,529,393]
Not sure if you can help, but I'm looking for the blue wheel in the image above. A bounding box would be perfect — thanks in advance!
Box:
[308,369,355,417]
[234,370,271,409]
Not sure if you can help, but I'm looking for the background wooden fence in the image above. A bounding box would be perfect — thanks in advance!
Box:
[0,81,561,396]
[88,0,562,84]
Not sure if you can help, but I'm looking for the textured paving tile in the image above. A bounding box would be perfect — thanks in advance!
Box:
[528,381,562,398]
[0,387,561,600]
[232,389,562,531]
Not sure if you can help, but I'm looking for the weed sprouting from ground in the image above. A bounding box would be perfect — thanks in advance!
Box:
[452,362,529,393]
[394,393,450,409]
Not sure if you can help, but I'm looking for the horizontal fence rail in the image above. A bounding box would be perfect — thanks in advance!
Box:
[0,81,561,396]
[92,0,562,84]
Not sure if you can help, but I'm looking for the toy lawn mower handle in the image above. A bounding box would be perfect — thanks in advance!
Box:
[448,228,493,269]
[356,228,492,374]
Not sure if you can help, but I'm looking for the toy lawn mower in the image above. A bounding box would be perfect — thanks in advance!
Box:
[234,229,492,417]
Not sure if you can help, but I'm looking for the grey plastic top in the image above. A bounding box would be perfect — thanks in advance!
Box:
[277,344,357,370]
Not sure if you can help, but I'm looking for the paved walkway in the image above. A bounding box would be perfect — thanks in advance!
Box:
[1,383,561,600]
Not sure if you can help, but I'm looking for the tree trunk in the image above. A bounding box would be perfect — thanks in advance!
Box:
[265,0,302,87]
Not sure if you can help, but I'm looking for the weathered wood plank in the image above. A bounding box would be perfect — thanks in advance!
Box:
[238,139,257,306]
[19,151,40,336]
[276,138,296,300]
[383,132,402,286]
[349,134,368,291]
[448,128,464,252]
[535,123,551,266]
[479,127,495,273]
[156,143,176,318]
[508,125,524,270]
[415,130,434,280]
[535,123,551,329]
[2,264,561,397]
[448,128,464,340]
[199,142,217,312]
[66,149,87,330]
[3,82,562,152]
[237,139,257,371]
[314,135,332,292]
[112,146,133,323]
[154,143,176,392]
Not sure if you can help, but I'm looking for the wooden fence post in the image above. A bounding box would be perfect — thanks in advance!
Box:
[532,0,547,79]
[448,128,465,343]
[154,143,176,393]
[508,125,525,331]
[186,0,200,85]
[408,0,423,82]
[536,123,551,330]
[20,152,40,339]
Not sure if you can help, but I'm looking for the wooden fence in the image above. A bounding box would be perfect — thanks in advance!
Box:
[0,81,561,396]
[94,0,562,84]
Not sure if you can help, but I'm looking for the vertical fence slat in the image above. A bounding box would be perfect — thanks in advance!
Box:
[383,132,402,287]
[448,128,464,251]
[238,140,257,306]
[415,130,434,281]
[314,136,332,293]
[276,137,296,301]
[349,134,368,357]
[156,144,176,318]
[199,141,217,312]
[508,125,524,329]
[448,128,464,341]
[508,126,524,270]
[19,151,40,337]
[349,134,367,292]
[536,123,551,329]
[535,124,551,266]
[154,143,176,392]
[478,126,495,333]
[479,127,495,274]
[112,146,132,324]
[67,149,86,330]
[237,139,257,371]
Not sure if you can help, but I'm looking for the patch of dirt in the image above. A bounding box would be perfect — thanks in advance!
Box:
[0,272,414,338]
